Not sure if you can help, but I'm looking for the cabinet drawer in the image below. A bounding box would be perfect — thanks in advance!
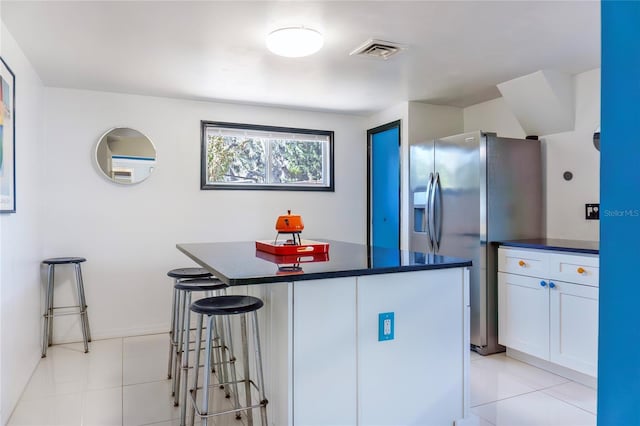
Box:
[498,248,549,278]
[548,253,599,287]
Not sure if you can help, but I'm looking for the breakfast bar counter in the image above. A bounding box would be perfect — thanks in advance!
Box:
[177,239,472,285]
[177,239,472,426]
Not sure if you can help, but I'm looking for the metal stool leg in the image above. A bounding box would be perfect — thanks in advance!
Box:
[75,263,91,342]
[215,288,230,394]
[179,291,192,425]
[210,314,218,374]
[189,313,203,426]
[172,289,183,399]
[241,314,254,426]
[41,264,54,357]
[174,289,186,406]
[202,315,214,426]
[47,265,55,347]
[212,316,226,390]
[74,267,89,353]
[252,310,268,426]
[223,315,242,419]
[167,286,178,379]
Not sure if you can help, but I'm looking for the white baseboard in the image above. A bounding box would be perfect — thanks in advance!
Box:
[506,348,597,389]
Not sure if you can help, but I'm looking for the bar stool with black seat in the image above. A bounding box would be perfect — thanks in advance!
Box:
[188,295,268,426]
[41,257,91,357]
[174,277,229,412]
[166,268,213,393]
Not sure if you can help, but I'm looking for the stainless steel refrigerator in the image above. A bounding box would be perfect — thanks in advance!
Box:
[409,131,542,355]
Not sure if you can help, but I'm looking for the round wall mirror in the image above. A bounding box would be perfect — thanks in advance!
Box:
[95,127,157,184]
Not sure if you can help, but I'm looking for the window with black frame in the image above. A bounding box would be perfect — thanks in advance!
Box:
[200,121,334,191]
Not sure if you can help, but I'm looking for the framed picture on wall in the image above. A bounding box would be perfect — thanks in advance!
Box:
[0,57,16,213]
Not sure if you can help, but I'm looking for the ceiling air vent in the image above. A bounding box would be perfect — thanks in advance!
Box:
[349,39,406,60]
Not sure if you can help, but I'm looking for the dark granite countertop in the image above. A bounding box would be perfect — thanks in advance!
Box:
[497,239,599,255]
[177,239,472,286]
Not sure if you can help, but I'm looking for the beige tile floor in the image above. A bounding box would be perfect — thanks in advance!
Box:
[9,334,245,426]
[8,334,597,425]
[470,351,597,426]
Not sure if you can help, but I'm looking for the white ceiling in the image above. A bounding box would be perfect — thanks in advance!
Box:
[1,1,600,115]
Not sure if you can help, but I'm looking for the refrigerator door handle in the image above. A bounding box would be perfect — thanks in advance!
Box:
[428,172,437,252]
[425,172,435,251]
[433,172,443,252]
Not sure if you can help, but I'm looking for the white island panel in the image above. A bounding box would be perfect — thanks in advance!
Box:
[293,277,358,426]
[357,268,467,426]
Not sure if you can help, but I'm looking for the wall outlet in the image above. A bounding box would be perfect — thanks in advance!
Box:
[586,203,600,220]
[378,312,394,341]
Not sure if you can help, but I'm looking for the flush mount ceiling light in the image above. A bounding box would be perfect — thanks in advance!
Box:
[266,27,324,58]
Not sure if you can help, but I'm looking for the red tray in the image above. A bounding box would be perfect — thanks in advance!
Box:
[255,250,329,265]
[255,239,329,255]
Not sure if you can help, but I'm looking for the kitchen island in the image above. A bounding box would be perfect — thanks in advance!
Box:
[177,240,472,426]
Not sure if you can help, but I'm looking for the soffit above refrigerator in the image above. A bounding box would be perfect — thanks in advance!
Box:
[497,70,575,136]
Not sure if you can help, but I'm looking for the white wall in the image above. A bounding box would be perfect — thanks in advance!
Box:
[464,68,601,241]
[545,69,600,241]
[463,97,526,140]
[0,23,45,425]
[408,102,464,146]
[41,88,367,342]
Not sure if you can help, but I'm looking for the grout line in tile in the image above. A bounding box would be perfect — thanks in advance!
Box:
[535,380,575,393]
[13,384,125,406]
[471,388,541,408]
[539,386,598,416]
[476,417,496,425]
[470,407,497,426]
[474,413,496,426]
[122,378,174,388]
[473,358,573,392]
[473,386,598,420]
[523,377,572,393]
[122,331,170,342]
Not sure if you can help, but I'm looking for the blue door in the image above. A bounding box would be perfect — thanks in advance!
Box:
[368,122,400,249]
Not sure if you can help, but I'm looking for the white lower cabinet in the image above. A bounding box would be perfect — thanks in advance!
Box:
[549,280,599,376]
[498,247,599,377]
[498,272,549,360]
